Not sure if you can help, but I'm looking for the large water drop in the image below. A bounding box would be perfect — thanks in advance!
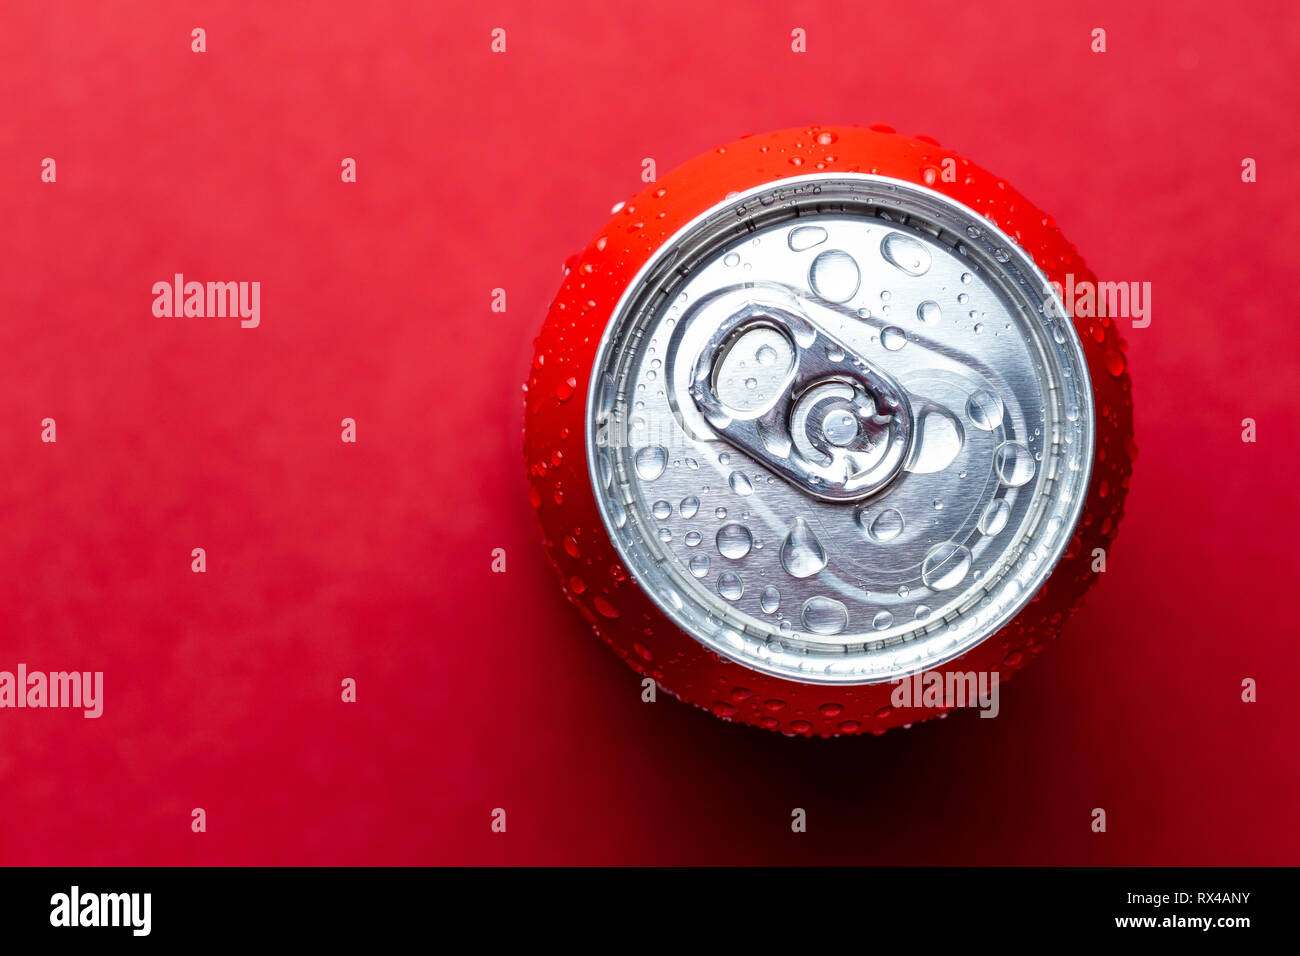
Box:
[780,518,828,578]
[881,232,932,276]
[801,596,848,635]
[716,523,754,560]
[921,541,972,591]
[809,250,861,303]
[634,445,667,480]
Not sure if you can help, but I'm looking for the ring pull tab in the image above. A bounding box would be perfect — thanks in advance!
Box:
[688,292,914,502]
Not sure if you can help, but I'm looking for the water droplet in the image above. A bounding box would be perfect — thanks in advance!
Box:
[756,344,778,366]
[729,471,754,496]
[915,605,930,622]
[658,527,672,542]
[860,507,904,542]
[685,531,702,547]
[809,250,861,303]
[688,554,710,578]
[760,586,781,614]
[1066,402,1080,422]
[718,571,744,601]
[961,272,973,284]
[801,596,848,635]
[634,445,667,480]
[652,500,671,519]
[921,541,972,591]
[821,409,857,446]
[679,495,700,518]
[908,411,962,473]
[788,225,828,251]
[714,506,727,519]
[966,389,1005,430]
[881,326,907,350]
[880,232,932,276]
[994,441,1036,487]
[780,518,828,578]
[917,300,941,325]
[979,498,1011,536]
[723,252,740,267]
[716,523,753,559]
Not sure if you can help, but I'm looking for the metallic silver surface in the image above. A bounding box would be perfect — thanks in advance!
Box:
[586,174,1094,685]
[684,288,914,501]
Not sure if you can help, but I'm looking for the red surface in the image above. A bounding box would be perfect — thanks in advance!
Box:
[1,0,1297,864]
[524,125,1134,735]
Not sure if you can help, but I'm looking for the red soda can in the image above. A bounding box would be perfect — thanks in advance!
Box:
[524,125,1133,736]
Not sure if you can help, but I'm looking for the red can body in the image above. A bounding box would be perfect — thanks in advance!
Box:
[524,125,1133,736]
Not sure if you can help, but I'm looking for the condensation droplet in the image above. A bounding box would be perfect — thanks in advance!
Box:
[788,225,828,251]
[718,571,744,601]
[716,523,753,560]
[908,411,962,474]
[634,445,667,480]
[921,541,972,591]
[994,441,1036,487]
[780,518,828,578]
[966,389,1005,430]
[729,472,754,496]
[880,231,932,276]
[809,250,861,303]
[917,300,941,325]
[979,498,1011,536]
[800,596,848,635]
[859,507,904,543]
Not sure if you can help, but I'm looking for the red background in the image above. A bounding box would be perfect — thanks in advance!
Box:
[2,0,1296,865]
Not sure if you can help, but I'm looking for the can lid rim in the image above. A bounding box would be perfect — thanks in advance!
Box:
[584,172,1096,685]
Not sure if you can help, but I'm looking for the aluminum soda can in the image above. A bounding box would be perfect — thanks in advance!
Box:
[524,125,1133,736]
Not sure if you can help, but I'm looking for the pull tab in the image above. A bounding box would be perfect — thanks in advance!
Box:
[687,290,914,501]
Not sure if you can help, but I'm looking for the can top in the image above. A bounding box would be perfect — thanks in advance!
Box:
[586,174,1094,685]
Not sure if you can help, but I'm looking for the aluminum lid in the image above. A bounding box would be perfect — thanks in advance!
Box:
[587,174,1094,685]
